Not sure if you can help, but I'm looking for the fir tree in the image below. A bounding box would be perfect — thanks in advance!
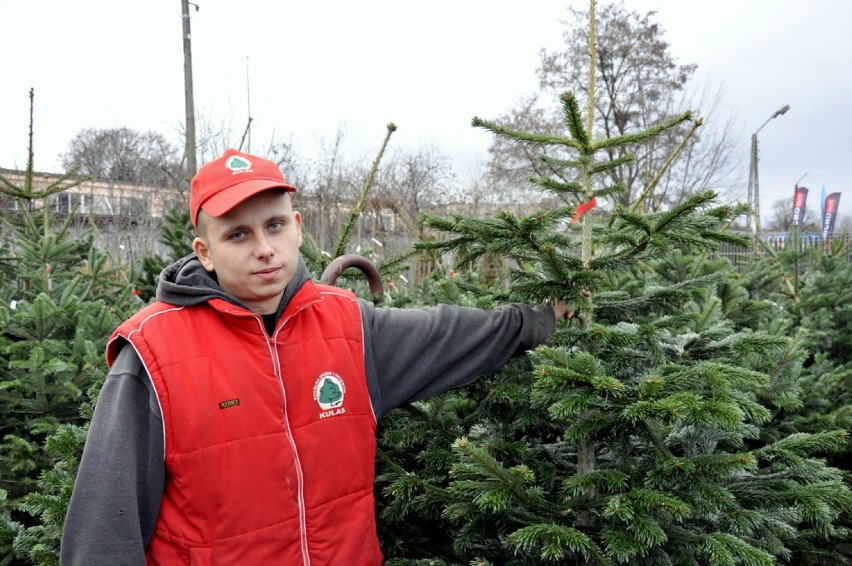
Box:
[791,253,852,366]
[376,2,851,564]
[741,243,852,560]
[0,89,141,565]
[136,206,195,302]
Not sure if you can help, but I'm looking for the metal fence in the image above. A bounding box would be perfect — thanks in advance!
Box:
[712,232,852,271]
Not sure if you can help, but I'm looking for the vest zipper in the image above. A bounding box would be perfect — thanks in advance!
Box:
[267,299,322,566]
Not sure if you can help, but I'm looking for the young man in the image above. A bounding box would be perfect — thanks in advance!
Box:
[60,149,568,565]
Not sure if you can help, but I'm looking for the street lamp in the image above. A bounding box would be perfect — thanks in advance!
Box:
[747,104,790,235]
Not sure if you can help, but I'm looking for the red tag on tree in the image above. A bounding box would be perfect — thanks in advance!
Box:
[571,197,598,222]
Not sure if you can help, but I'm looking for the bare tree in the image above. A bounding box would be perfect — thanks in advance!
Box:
[484,1,742,210]
[766,197,819,233]
[481,94,566,206]
[62,127,184,189]
[59,128,189,263]
[370,145,456,235]
[294,129,363,252]
[61,127,186,220]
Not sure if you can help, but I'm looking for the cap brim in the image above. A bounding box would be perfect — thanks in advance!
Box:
[201,179,297,219]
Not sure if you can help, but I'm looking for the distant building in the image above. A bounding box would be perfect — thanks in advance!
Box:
[0,167,185,221]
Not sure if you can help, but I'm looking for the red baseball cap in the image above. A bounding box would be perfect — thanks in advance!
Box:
[189,149,297,227]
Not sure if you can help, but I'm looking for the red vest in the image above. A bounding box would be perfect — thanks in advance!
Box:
[107,282,382,565]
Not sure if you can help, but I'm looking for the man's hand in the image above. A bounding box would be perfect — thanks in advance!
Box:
[551,300,572,322]
[551,290,591,322]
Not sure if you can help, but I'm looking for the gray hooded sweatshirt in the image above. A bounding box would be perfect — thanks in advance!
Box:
[60,254,557,565]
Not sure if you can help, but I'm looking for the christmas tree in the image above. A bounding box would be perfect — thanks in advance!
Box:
[0,90,141,565]
[376,2,851,564]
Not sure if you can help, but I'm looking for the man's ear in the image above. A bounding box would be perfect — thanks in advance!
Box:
[192,237,215,272]
[294,210,303,246]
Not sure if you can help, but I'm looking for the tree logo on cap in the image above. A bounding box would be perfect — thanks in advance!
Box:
[314,372,346,415]
[225,155,252,173]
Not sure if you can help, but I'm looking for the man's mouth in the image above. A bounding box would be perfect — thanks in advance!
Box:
[254,267,281,280]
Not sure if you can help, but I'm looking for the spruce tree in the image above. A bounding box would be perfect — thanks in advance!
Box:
[376,2,851,564]
[0,90,141,565]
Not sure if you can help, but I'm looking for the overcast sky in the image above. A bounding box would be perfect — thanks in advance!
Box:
[2,0,850,224]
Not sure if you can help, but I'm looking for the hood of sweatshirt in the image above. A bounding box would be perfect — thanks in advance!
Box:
[155,253,312,319]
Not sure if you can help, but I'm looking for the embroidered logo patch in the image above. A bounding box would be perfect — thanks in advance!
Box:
[225,155,253,174]
[219,398,240,410]
[313,372,346,418]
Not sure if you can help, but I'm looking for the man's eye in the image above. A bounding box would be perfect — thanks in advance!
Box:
[269,221,284,230]
[228,231,247,240]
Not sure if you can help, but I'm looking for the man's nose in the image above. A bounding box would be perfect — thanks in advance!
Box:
[255,233,275,258]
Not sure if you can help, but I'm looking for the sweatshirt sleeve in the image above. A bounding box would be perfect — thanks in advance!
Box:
[60,343,165,566]
[360,301,556,419]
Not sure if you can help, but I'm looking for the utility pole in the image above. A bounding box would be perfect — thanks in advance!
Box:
[181,0,199,177]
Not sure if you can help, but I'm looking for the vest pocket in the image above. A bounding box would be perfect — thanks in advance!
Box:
[189,546,212,565]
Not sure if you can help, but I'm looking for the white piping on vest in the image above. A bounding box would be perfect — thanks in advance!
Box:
[110,305,186,463]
